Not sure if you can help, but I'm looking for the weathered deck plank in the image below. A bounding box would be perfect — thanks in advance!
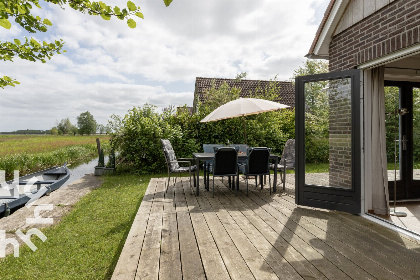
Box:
[111,178,158,280]
[205,181,278,279]
[112,177,420,280]
[174,178,206,280]
[135,180,165,280]
[196,181,255,280]
[277,194,420,279]
[181,179,231,280]
[159,182,182,279]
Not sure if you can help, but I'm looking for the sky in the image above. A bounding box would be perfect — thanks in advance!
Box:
[0,0,330,132]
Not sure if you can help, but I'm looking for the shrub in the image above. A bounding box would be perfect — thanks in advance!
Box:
[110,105,186,174]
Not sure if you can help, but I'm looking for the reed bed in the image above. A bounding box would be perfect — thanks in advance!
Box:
[0,135,109,156]
[0,135,110,180]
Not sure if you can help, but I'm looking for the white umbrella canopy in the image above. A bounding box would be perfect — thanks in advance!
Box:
[200,98,289,122]
[200,98,289,144]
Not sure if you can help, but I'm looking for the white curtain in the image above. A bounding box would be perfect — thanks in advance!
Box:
[364,66,390,215]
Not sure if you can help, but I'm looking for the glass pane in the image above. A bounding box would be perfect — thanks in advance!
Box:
[413,87,420,180]
[304,78,352,189]
[384,86,400,181]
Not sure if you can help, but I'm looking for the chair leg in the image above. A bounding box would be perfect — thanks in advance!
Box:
[213,177,215,197]
[207,164,210,190]
[236,173,239,196]
[167,171,171,192]
[246,176,249,196]
[269,174,272,194]
[189,169,192,189]
[283,168,286,191]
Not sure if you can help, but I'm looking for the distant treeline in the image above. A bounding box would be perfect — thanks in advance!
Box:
[0,129,50,135]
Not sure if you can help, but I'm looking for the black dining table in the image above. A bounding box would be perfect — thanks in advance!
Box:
[192,152,279,196]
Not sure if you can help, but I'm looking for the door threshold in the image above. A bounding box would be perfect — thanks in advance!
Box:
[363,213,420,241]
[390,198,420,203]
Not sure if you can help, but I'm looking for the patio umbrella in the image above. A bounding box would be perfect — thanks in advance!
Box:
[200,98,289,144]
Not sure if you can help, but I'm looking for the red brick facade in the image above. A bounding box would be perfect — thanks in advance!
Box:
[329,0,420,71]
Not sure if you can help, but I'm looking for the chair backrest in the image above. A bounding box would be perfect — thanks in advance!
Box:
[213,147,238,176]
[161,139,180,172]
[281,139,295,168]
[246,147,270,175]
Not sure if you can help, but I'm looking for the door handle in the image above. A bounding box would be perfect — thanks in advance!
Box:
[402,135,408,151]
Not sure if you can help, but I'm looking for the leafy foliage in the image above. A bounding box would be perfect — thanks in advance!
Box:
[0,0,172,88]
[77,111,97,135]
[110,104,186,174]
[57,117,76,135]
[384,86,420,163]
[110,78,296,174]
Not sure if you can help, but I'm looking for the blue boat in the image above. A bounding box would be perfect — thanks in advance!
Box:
[0,164,70,216]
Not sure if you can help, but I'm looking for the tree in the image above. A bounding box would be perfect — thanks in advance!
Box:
[50,126,58,135]
[70,125,78,135]
[97,124,104,134]
[57,117,74,135]
[77,111,97,135]
[0,0,173,89]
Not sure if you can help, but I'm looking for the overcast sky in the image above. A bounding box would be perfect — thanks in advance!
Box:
[0,0,329,132]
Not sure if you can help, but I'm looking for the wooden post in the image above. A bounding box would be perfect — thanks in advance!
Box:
[96,138,101,156]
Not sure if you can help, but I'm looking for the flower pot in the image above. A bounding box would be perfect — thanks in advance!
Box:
[94,166,105,176]
[104,167,115,175]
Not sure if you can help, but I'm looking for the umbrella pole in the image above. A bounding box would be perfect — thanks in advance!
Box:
[242,116,247,145]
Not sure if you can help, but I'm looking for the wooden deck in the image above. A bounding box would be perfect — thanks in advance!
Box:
[112,176,420,280]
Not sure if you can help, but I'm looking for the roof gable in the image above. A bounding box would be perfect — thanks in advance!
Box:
[308,0,395,59]
[194,77,295,109]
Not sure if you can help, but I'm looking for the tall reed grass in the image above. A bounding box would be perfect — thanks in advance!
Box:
[0,145,99,180]
[0,135,110,180]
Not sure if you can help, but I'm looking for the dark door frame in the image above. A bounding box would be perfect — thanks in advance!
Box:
[385,80,420,200]
[295,69,361,214]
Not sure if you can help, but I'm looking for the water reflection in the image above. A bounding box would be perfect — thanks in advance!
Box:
[64,156,107,186]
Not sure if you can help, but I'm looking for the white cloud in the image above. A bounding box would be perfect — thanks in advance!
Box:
[0,0,329,131]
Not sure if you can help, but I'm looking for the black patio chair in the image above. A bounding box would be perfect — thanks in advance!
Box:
[239,147,271,195]
[212,147,239,197]
[203,144,224,189]
[161,139,197,193]
[270,139,295,191]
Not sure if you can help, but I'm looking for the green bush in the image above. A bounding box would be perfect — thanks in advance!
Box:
[110,105,199,174]
[110,80,300,174]
[305,137,329,163]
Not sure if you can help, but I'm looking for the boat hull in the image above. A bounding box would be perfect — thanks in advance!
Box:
[0,164,70,215]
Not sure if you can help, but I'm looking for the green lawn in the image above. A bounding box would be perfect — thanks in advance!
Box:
[0,173,152,280]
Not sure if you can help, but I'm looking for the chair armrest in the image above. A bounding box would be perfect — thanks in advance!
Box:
[172,160,192,168]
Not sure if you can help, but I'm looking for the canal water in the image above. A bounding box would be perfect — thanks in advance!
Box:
[64,156,107,186]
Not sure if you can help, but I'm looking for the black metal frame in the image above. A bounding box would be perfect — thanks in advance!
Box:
[295,69,361,214]
[385,80,420,200]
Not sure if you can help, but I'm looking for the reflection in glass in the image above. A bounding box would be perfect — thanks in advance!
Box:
[413,88,420,180]
[385,86,400,181]
[304,78,352,189]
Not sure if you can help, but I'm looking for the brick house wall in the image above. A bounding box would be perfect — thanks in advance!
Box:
[329,0,420,71]
[327,0,420,188]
